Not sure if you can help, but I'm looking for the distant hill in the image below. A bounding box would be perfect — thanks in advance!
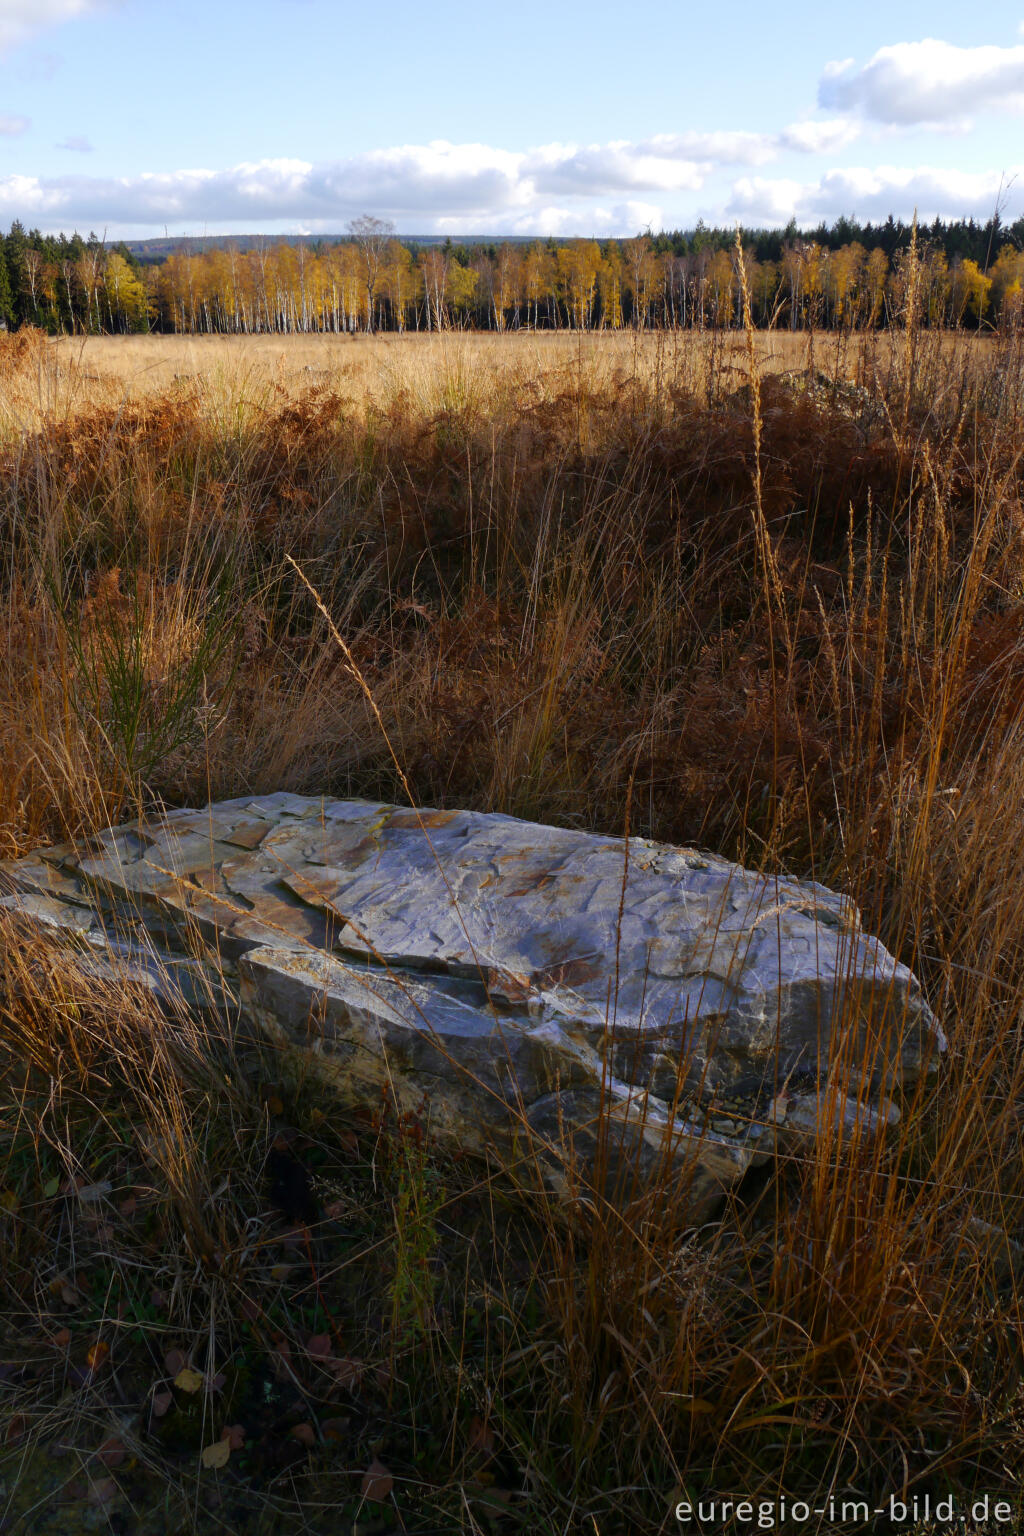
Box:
[122,233,538,262]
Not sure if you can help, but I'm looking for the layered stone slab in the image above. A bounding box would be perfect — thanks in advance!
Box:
[0,795,944,1213]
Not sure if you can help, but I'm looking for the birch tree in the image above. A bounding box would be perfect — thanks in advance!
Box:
[347,215,395,331]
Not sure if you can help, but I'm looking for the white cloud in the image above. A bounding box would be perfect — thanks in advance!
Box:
[726,165,1015,225]
[524,125,856,199]
[526,141,704,196]
[636,130,779,166]
[57,133,92,151]
[0,128,859,234]
[778,118,859,155]
[316,143,528,214]
[0,0,113,51]
[821,57,855,80]
[820,38,1024,125]
[601,200,663,234]
[0,150,532,231]
[504,200,662,237]
[0,112,28,134]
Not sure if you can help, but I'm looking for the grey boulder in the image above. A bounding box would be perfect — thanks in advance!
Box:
[0,794,944,1214]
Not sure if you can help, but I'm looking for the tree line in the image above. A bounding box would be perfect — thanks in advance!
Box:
[2,212,1023,335]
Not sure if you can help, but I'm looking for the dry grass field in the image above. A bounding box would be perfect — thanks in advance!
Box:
[0,317,1023,1533]
[0,325,998,424]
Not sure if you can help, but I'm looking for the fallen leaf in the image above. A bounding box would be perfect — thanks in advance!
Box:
[52,1328,71,1349]
[78,1181,112,1204]
[267,1096,284,1116]
[361,1458,394,1501]
[6,1415,25,1444]
[86,1341,109,1372]
[270,1264,292,1282]
[174,1367,204,1394]
[201,1439,231,1469]
[222,1423,245,1450]
[306,1333,332,1360]
[472,1486,514,1513]
[61,1284,79,1306]
[327,1356,362,1389]
[210,1372,225,1392]
[0,1189,18,1214]
[87,1476,117,1505]
[164,1348,186,1376]
[468,1415,496,1455]
[150,1390,173,1418]
[96,1437,126,1468]
[42,1177,60,1199]
[290,1422,316,1446]
[119,1196,137,1218]
[322,1417,348,1443]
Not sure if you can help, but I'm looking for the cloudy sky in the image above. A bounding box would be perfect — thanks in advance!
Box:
[0,0,1022,237]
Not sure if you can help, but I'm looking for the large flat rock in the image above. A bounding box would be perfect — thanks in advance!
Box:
[0,795,944,1213]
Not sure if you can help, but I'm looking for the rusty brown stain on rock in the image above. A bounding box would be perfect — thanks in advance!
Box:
[221,819,272,850]
[539,957,603,989]
[385,809,459,830]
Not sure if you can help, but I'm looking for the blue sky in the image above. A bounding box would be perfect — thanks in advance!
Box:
[0,0,1023,237]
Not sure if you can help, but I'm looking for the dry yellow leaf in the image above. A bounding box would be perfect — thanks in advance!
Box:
[86,1340,110,1371]
[201,1438,231,1469]
[174,1367,204,1394]
[361,1458,394,1501]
